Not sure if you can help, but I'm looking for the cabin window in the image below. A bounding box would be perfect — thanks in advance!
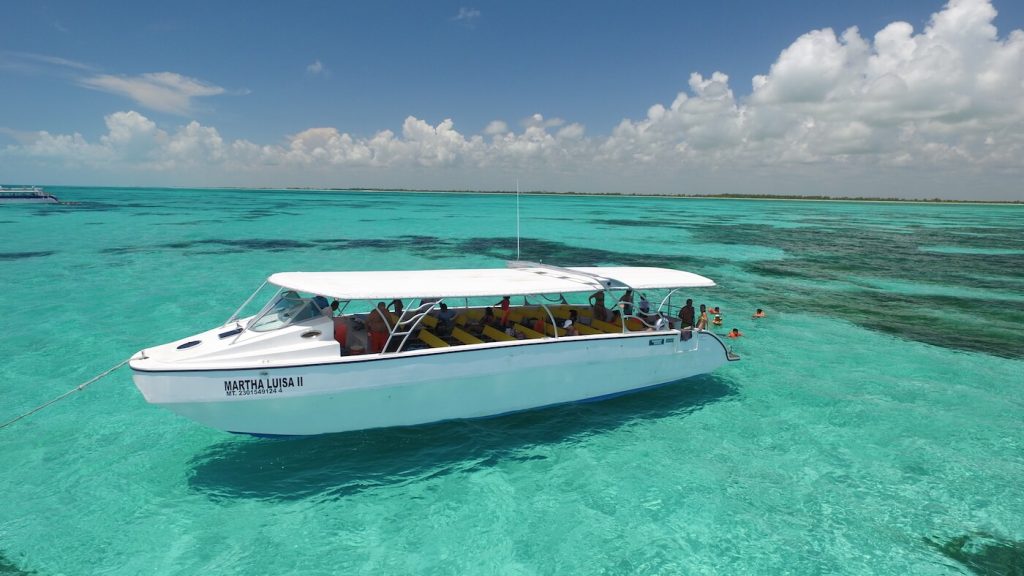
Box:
[249,291,321,332]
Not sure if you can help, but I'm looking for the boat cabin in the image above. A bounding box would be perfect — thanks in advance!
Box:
[222,263,716,358]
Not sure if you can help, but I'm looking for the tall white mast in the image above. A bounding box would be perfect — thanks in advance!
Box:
[516,178,521,261]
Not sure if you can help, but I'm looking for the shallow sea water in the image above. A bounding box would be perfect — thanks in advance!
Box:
[1,187,1022,575]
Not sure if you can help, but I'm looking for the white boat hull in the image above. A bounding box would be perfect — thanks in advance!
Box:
[132,331,732,436]
[0,196,59,203]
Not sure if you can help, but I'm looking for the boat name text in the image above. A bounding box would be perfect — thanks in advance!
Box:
[224,376,304,397]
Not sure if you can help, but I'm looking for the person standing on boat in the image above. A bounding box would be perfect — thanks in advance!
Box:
[366,302,391,353]
[589,291,608,322]
[678,298,695,328]
[618,290,634,316]
[436,302,457,336]
[495,296,511,327]
[696,304,709,330]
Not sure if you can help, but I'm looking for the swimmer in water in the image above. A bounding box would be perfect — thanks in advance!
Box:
[728,328,742,338]
[753,308,765,318]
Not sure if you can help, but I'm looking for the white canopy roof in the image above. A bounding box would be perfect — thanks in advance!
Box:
[268,264,714,301]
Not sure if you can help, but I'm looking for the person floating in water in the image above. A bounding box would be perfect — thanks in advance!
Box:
[728,328,742,338]
[712,314,723,326]
[753,308,766,318]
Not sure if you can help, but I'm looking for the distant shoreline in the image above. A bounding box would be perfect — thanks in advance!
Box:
[38,185,1024,205]
[269,187,1024,205]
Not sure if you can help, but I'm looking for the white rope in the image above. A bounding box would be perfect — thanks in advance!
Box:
[0,358,129,431]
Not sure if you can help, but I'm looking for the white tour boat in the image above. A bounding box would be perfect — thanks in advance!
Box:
[0,186,59,204]
[130,262,738,436]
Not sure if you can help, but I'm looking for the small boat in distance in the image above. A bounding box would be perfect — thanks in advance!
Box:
[130,262,739,436]
[0,185,59,204]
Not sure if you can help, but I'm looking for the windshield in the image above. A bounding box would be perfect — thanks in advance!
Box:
[249,291,323,332]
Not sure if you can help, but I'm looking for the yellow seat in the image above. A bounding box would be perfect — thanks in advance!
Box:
[513,323,544,339]
[452,327,484,345]
[588,318,621,333]
[543,323,567,337]
[420,314,438,329]
[418,329,450,348]
[550,305,574,317]
[483,325,516,342]
[503,307,525,323]
[575,323,600,335]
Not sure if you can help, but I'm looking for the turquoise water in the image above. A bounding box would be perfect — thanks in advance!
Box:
[1,187,1022,574]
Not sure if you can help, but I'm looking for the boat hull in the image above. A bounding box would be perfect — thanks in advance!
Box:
[132,331,732,436]
[0,196,59,204]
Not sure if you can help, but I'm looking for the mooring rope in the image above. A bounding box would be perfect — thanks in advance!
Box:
[0,358,129,431]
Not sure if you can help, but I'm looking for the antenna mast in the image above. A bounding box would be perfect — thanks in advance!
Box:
[516,178,521,261]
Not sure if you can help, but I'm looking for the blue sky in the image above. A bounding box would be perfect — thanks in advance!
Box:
[3,0,1023,199]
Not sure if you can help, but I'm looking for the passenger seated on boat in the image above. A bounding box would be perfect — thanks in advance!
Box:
[530,316,545,333]
[333,317,348,352]
[330,300,340,317]
[562,310,579,336]
[607,310,620,325]
[366,302,391,353]
[469,307,501,335]
[436,303,457,336]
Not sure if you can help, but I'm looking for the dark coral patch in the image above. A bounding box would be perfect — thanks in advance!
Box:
[0,250,55,261]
